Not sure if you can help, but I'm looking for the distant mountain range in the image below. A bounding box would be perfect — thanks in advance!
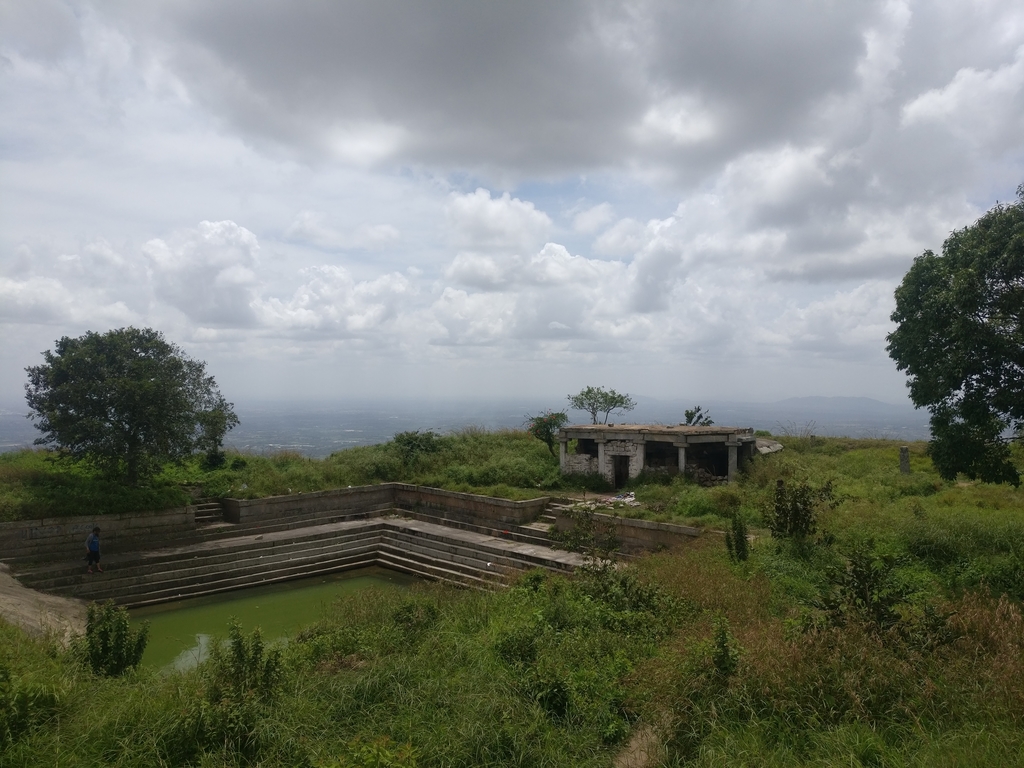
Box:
[627,396,929,440]
[0,395,932,457]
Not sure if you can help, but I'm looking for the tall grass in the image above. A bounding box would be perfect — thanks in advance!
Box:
[2,566,681,766]
[3,432,1024,764]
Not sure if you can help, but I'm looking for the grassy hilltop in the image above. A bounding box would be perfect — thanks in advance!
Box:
[2,432,1024,766]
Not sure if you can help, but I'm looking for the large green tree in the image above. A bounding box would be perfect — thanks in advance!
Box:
[567,386,636,424]
[886,186,1024,485]
[25,327,238,485]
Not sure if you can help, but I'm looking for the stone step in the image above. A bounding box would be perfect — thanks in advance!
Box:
[378,542,506,583]
[48,535,385,598]
[122,553,382,608]
[380,533,522,579]
[84,546,385,605]
[35,524,525,604]
[18,523,389,589]
[114,539,500,606]
[15,517,582,607]
[398,510,553,549]
[521,521,552,533]
[375,550,494,589]
[390,523,577,572]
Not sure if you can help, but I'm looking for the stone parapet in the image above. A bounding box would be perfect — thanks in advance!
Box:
[0,508,194,563]
[391,484,548,525]
[222,484,394,525]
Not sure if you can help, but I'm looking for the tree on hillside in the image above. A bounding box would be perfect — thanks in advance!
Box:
[25,327,238,485]
[886,185,1024,485]
[567,386,636,424]
[526,411,569,456]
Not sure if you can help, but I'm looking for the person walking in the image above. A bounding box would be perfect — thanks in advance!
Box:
[85,527,102,573]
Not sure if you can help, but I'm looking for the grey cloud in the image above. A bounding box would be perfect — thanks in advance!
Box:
[98,0,881,178]
[123,0,642,172]
[0,0,80,61]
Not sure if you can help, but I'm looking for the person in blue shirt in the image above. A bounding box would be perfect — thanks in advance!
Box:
[85,527,102,573]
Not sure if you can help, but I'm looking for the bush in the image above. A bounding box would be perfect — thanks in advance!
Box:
[724,514,749,562]
[762,479,836,542]
[75,602,148,677]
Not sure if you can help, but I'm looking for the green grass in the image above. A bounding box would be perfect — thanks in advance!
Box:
[2,431,1024,765]
[0,450,189,522]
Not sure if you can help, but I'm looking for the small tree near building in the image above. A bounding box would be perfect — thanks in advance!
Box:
[526,411,569,456]
[25,327,238,485]
[568,386,636,424]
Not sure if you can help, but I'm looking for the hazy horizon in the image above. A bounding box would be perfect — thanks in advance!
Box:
[1,394,930,457]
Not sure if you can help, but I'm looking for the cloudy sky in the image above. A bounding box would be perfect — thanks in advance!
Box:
[2,0,1023,407]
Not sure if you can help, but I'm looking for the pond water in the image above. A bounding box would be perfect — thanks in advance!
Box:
[130,566,417,670]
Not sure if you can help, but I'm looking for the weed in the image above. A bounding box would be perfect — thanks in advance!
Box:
[762,478,836,543]
[321,735,419,767]
[74,602,148,677]
[725,513,750,562]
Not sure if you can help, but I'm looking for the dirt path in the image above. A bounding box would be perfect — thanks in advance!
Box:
[0,563,86,642]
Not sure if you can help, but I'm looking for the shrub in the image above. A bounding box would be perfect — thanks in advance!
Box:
[762,479,836,542]
[206,621,282,705]
[710,616,740,679]
[75,602,148,677]
[549,507,620,555]
[724,513,749,562]
[191,621,283,760]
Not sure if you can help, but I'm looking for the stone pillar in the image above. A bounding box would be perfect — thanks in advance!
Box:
[558,439,567,472]
[899,446,910,475]
[597,440,609,482]
[634,439,645,477]
[728,444,738,483]
[677,445,687,474]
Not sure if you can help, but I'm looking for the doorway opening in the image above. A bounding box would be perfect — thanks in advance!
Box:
[612,455,630,488]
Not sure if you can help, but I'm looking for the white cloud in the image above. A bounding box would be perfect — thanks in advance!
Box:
[143,221,261,327]
[634,93,717,145]
[573,202,615,234]
[254,265,415,336]
[446,189,553,255]
[901,45,1024,148]
[286,212,400,251]
[593,218,649,257]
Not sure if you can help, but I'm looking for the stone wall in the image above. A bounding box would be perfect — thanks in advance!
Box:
[391,484,548,525]
[604,439,644,480]
[222,485,394,525]
[553,509,700,554]
[0,508,195,563]
[0,485,550,565]
[563,454,597,475]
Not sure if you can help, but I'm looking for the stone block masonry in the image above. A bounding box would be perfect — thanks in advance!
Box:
[0,484,552,565]
[1,483,704,607]
[0,508,195,563]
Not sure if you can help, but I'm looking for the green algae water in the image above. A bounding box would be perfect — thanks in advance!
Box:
[130,566,417,670]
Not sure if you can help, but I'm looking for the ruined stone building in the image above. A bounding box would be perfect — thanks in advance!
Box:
[558,424,758,486]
